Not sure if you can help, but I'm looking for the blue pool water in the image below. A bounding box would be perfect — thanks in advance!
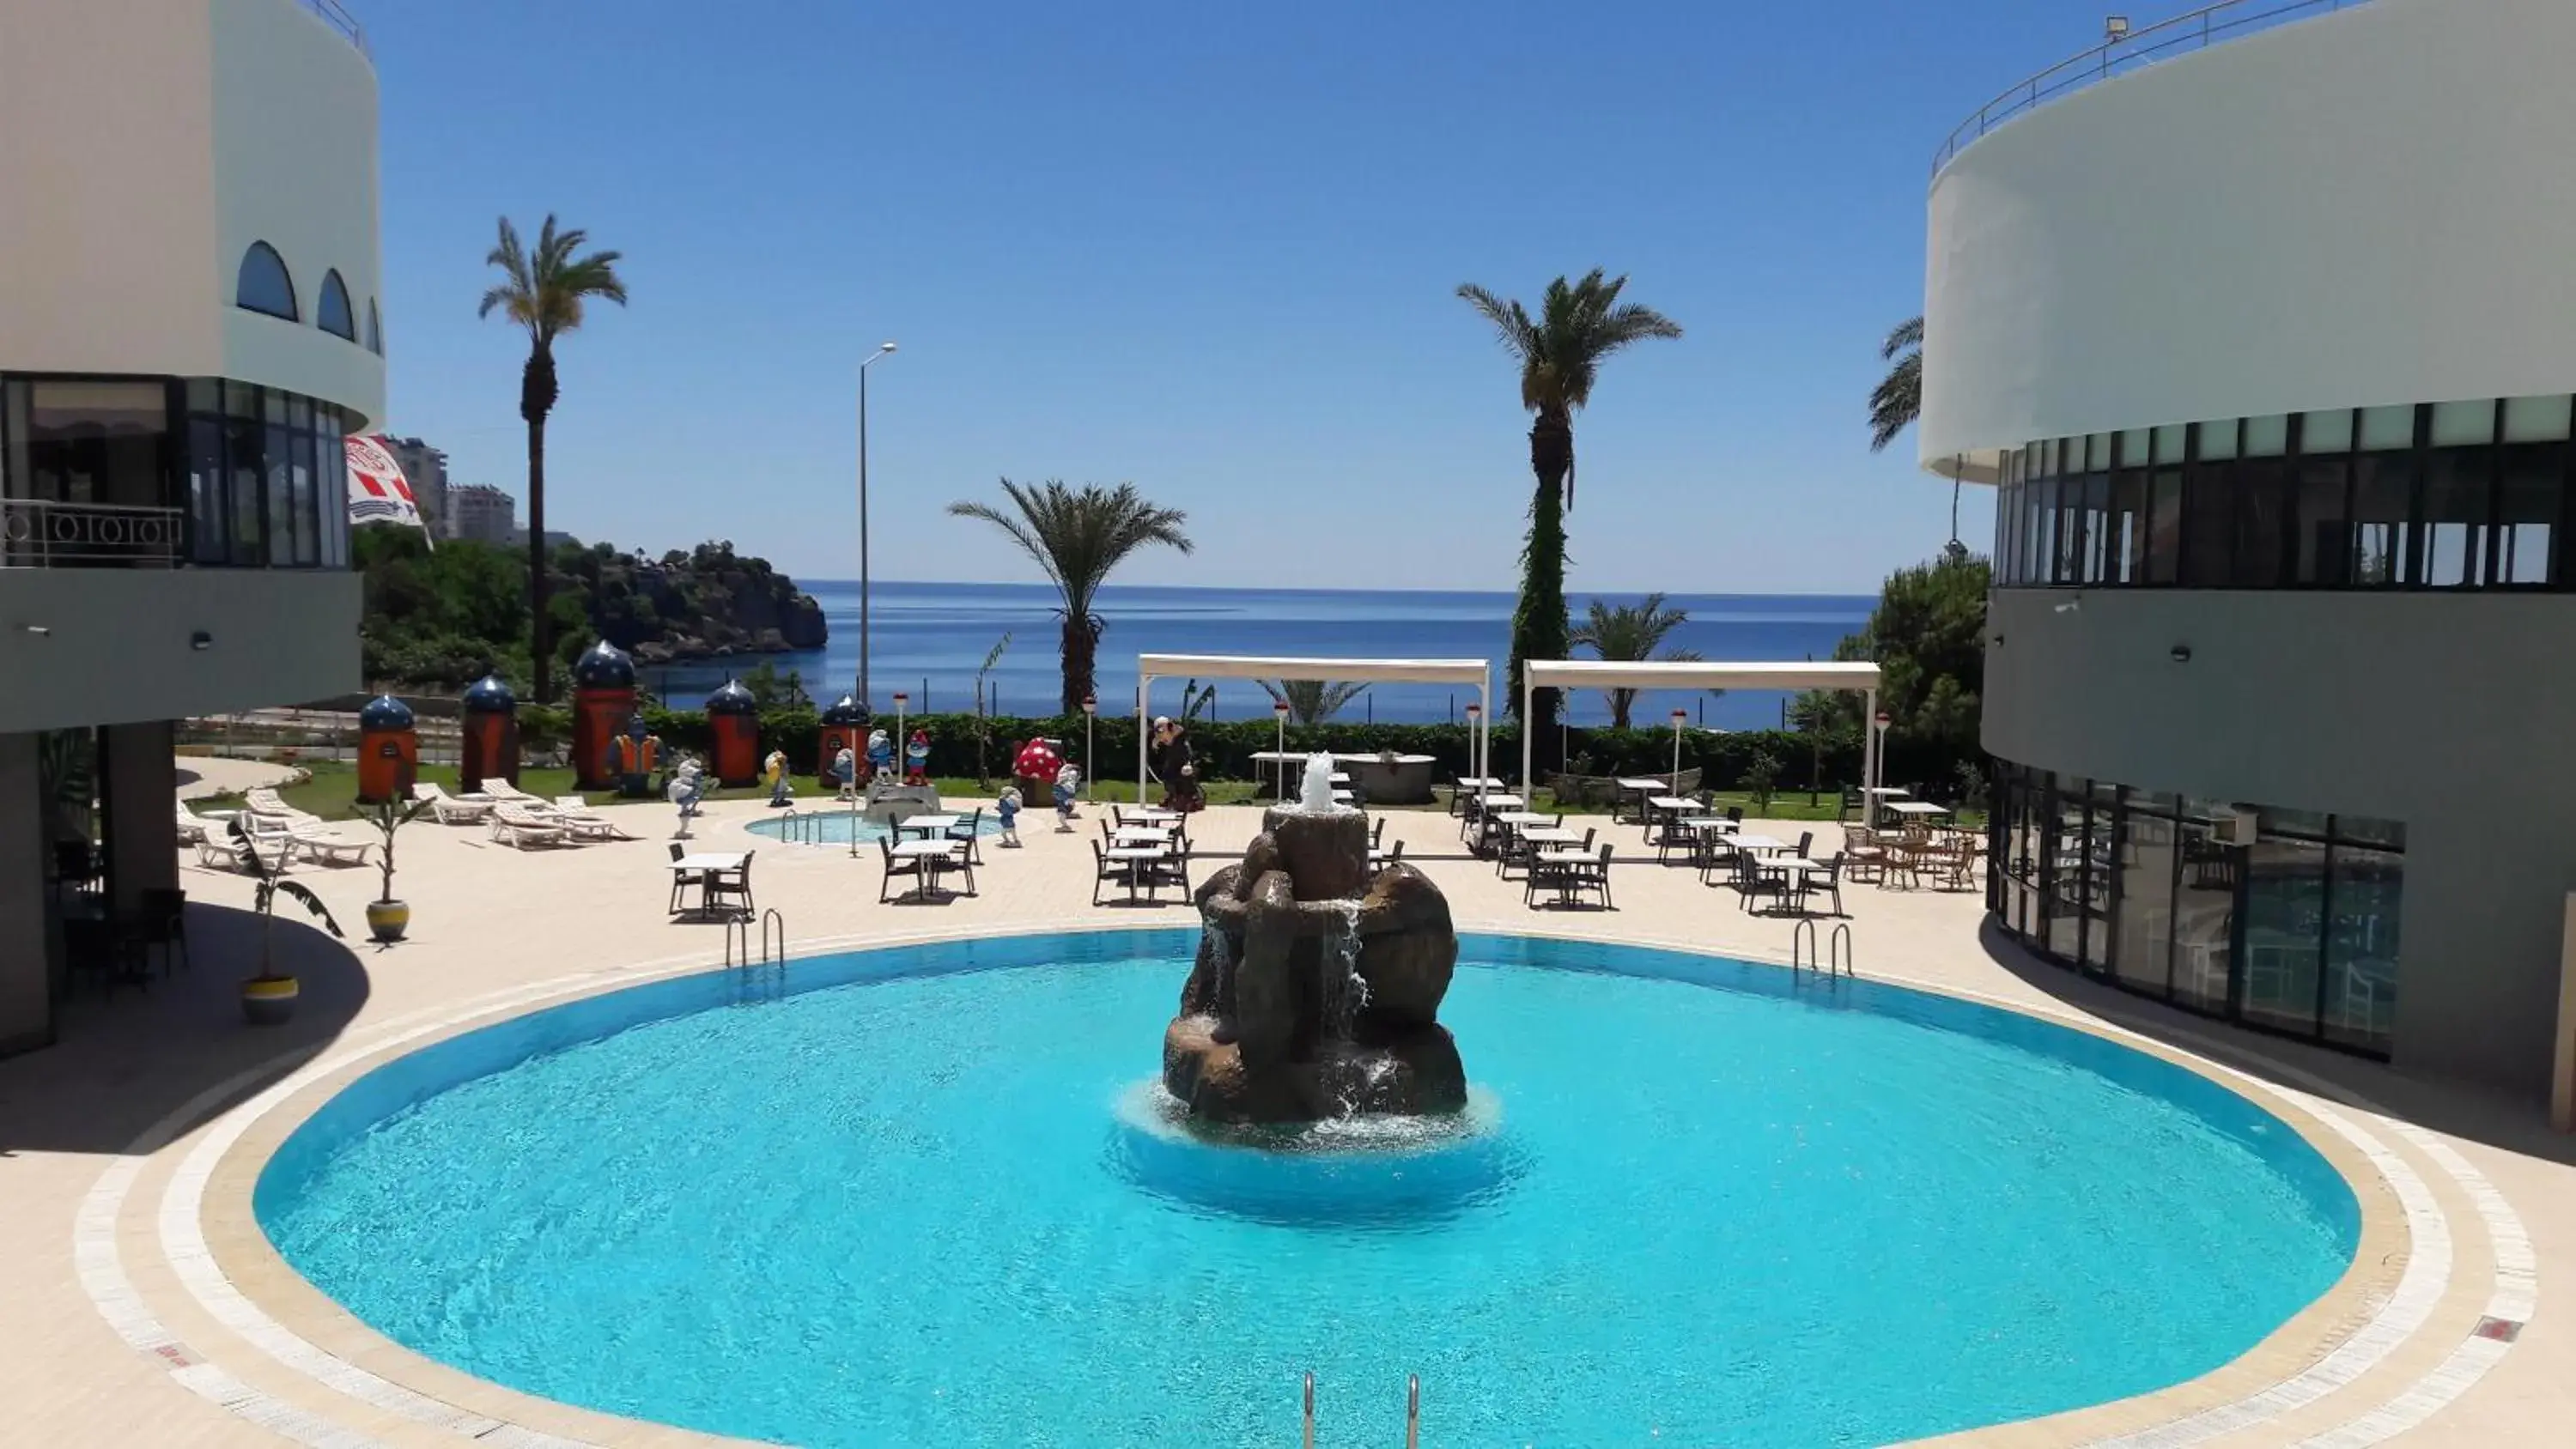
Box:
[742,809,1006,846]
[257,932,2359,1448]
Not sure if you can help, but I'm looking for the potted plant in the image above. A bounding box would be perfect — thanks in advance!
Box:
[230,821,342,1026]
[361,795,433,942]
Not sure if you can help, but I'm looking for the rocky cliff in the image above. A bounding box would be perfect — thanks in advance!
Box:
[572,541,829,664]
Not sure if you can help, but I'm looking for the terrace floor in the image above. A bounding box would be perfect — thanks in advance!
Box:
[1,789,2568,1446]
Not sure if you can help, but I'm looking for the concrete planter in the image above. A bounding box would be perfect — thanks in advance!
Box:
[240,975,298,1027]
[366,899,410,943]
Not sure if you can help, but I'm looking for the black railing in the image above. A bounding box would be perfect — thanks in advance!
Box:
[0,500,183,568]
[299,0,368,58]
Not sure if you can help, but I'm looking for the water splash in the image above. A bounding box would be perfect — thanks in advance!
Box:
[1296,751,1340,813]
[1200,921,1237,1003]
[1315,900,1365,1043]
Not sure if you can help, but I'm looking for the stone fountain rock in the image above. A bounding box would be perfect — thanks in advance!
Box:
[1163,758,1467,1125]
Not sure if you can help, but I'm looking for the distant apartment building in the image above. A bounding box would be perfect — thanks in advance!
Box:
[444,483,516,544]
[377,434,447,532]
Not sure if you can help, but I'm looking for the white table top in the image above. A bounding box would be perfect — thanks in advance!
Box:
[1648,797,1705,812]
[1454,776,1507,789]
[1111,827,1170,845]
[1675,815,1738,832]
[1861,786,1911,797]
[1123,807,1181,822]
[1519,827,1585,846]
[1104,846,1168,861]
[896,815,962,832]
[671,852,747,870]
[1731,834,1786,852]
[1769,857,1826,874]
[1534,848,1600,864]
[1476,793,1526,811]
[891,840,963,859]
[1497,810,1552,827]
[1884,800,1948,815]
[1616,777,1669,791]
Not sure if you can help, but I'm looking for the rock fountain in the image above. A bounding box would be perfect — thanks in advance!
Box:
[1163,754,1467,1125]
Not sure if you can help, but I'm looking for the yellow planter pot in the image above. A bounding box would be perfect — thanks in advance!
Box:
[240,975,298,1027]
[366,899,410,943]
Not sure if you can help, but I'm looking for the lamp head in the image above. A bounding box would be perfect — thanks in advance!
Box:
[878,342,898,354]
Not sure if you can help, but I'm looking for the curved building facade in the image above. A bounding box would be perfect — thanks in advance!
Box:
[1924,0,2576,1099]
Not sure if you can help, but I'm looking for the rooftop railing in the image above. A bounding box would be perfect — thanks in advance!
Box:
[0,500,183,568]
[299,0,369,58]
[1933,0,2364,176]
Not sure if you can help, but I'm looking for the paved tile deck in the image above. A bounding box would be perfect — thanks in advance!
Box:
[3,792,2569,1446]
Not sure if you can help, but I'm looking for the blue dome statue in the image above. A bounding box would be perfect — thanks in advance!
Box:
[572,640,637,689]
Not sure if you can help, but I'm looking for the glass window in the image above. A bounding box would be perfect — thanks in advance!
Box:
[2323,843,2402,1053]
[185,379,220,415]
[2240,831,2327,1034]
[2431,399,2496,447]
[235,242,298,320]
[2057,475,2087,584]
[2044,781,2087,963]
[2496,439,2562,585]
[2232,456,2288,586]
[2420,434,2493,588]
[2358,403,2415,452]
[367,299,383,355]
[2081,474,2111,583]
[2300,409,2352,453]
[1997,482,2017,579]
[2170,802,2239,1013]
[2183,453,2233,586]
[2502,394,2572,444]
[2244,414,2290,458]
[2351,452,2415,585]
[21,381,170,510]
[317,270,357,341]
[227,416,263,567]
[188,418,225,564]
[2033,476,2059,585]
[290,430,318,566]
[2147,461,2183,584]
[265,424,294,568]
[2108,470,2145,584]
[2294,452,2351,585]
[2154,424,2188,464]
[2196,419,2239,462]
[2115,809,2178,997]
[262,389,288,426]
[2087,433,2112,472]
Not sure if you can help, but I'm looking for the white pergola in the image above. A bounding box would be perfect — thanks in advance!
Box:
[1133,654,1492,798]
[1521,658,1888,813]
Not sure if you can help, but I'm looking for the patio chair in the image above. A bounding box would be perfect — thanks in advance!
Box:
[173,801,210,846]
[878,835,934,904]
[1370,839,1406,869]
[669,842,714,913]
[132,888,190,975]
[1735,852,1787,914]
[1929,832,1979,890]
[489,803,569,849]
[1523,843,1579,908]
[1793,852,1848,918]
[1090,839,1141,906]
[702,850,756,919]
[945,809,985,865]
[415,782,495,825]
[1146,844,1189,901]
[1574,841,1615,910]
[1841,824,1886,884]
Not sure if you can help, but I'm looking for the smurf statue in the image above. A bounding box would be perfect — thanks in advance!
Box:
[1054,761,1082,831]
[667,754,706,832]
[996,785,1023,847]
[904,728,932,785]
[764,749,792,808]
[866,727,896,785]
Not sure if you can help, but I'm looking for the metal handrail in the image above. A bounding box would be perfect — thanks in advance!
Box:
[1933,0,2360,176]
[299,0,370,58]
[0,500,183,568]
[1405,1374,1420,1449]
[1301,1372,1315,1449]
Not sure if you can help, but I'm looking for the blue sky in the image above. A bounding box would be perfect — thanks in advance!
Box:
[370,0,2081,593]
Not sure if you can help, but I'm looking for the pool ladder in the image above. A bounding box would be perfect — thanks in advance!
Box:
[1299,1372,1419,1447]
[1790,917,1853,979]
[723,910,789,1003]
[773,808,829,846]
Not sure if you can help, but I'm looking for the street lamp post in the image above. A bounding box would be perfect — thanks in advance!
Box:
[1671,707,1688,791]
[1463,701,1483,803]
[1273,699,1291,802]
[1082,694,1097,801]
[857,341,898,710]
[894,690,909,776]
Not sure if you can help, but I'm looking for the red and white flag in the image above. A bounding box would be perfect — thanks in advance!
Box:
[346,434,428,534]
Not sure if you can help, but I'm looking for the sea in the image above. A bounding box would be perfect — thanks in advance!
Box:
[645,580,1874,731]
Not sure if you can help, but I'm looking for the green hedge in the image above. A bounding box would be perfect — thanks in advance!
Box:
[501,706,1941,795]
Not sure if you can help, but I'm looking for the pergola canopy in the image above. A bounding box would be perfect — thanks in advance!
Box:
[1137,654,1490,688]
[1524,659,1882,693]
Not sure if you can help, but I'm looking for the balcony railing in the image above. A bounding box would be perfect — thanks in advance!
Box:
[299,0,369,58]
[0,500,183,568]
[1933,0,2364,176]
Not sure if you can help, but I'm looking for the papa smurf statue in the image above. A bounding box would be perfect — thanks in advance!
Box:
[866,727,896,785]
[904,728,932,785]
[996,785,1023,847]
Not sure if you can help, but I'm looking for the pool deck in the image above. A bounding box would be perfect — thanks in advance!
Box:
[3,792,2568,1446]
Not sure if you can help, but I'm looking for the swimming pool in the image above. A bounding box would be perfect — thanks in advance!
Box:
[256,930,2360,1447]
[743,808,1006,846]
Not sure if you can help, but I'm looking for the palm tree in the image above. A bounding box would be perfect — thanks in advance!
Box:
[1259,679,1369,725]
[1456,271,1682,758]
[478,215,627,704]
[947,479,1192,713]
[1570,593,1704,729]
[1871,315,1959,549]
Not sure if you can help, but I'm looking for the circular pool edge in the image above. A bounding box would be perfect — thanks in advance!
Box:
[187,920,2415,1449]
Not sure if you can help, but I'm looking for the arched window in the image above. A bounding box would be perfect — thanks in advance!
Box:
[236,242,297,319]
[366,298,382,355]
[317,270,355,341]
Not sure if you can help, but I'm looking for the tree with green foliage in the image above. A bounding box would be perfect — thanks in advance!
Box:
[1570,592,1704,729]
[1456,271,1683,760]
[946,478,1194,713]
[1832,548,1990,790]
[1870,314,1965,548]
[1259,679,1369,725]
[479,214,628,704]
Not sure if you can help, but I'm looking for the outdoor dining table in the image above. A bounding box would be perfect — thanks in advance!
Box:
[1884,800,1951,820]
[1103,846,1169,903]
[1112,826,1171,847]
[1125,806,1182,823]
[670,852,748,916]
[1473,792,1525,812]
[1496,810,1552,828]
[1518,826,1584,848]
[889,839,968,901]
[1729,833,1789,854]
[1616,777,1668,822]
[1644,795,1704,843]
[893,815,960,840]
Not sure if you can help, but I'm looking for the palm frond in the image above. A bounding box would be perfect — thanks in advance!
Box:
[948,478,1193,621]
[1881,315,1925,361]
[1257,678,1369,724]
[482,212,628,343]
[268,879,344,938]
[1461,270,1683,418]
